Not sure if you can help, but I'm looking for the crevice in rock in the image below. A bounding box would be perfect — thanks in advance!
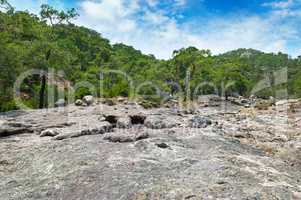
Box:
[105,115,118,125]
[130,115,146,125]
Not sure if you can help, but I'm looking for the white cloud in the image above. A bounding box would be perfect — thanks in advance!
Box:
[77,0,299,59]
[77,0,138,34]
[262,0,294,9]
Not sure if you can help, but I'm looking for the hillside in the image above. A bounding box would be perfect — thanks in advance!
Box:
[1,4,301,113]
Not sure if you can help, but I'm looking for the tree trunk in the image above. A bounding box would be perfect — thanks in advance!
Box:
[39,50,51,109]
[39,75,46,108]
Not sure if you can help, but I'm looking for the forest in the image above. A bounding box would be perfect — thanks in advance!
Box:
[1,0,301,112]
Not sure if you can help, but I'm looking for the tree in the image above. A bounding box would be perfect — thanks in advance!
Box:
[37,4,78,108]
[40,4,78,26]
[0,0,13,11]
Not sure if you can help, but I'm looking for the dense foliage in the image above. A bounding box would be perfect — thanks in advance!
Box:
[0,3,301,112]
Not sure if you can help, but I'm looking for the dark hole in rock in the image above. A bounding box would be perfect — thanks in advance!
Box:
[185,195,197,199]
[105,115,118,124]
[130,115,146,125]
[156,143,170,149]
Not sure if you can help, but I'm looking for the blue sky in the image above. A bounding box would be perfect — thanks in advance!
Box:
[7,0,301,59]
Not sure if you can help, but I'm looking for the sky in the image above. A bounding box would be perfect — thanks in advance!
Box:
[7,0,301,59]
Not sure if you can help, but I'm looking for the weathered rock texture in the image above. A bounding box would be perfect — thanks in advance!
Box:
[0,99,301,199]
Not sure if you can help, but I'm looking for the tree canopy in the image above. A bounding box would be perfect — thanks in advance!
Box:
[0,3,300,112]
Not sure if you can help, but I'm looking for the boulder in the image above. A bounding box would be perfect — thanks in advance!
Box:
[54,99,66,107]
[82,95,94,106]
[144,115,177,129]
[104,131,149,143]
[189,116,212,128]
[75,99,84,106]
[54,121,113,140]
[40,129,61,137]
[116,117,132,129]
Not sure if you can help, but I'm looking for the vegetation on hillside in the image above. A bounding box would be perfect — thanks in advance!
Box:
[0,2,301,112]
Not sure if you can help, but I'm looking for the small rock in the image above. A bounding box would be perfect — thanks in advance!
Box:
[54,99,66,107]
[126,101,138,106]
[82,95,94,106]
[40,129,61,137]
[54,121,113,140]
[75,99,83,106]
[116,117,132,129]
[80,121,113,135]
[98,116,106,122]
[189,116,212,128]
[104,131,149,143]
[144,115,176,129]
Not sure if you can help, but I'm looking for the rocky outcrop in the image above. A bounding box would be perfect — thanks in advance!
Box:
[1,100,301,199]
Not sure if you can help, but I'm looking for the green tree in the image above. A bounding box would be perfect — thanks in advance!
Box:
[36,4,78,108]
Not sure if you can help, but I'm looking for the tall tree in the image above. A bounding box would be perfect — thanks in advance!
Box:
[0,0,13,11]
[37,4,78,108]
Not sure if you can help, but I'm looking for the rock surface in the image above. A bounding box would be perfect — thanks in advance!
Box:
[0,99,301,199]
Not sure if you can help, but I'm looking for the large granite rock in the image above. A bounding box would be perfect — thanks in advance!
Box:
[0,101,301,199]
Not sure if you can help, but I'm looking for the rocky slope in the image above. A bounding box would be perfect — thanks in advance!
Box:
[0,99,301,200]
